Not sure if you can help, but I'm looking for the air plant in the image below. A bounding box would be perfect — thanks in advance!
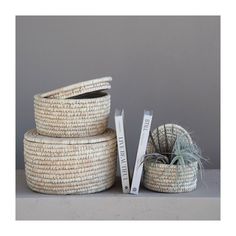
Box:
[144,125,207,177]
[143,153,169,165]
[170,134,207,178]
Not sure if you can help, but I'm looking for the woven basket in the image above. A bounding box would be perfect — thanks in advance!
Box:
[34,91,110,138]
[143,124,198,193]
[24,128,117,194]
[143,161,198,193]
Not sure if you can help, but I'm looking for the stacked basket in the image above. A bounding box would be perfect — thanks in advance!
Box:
[24,77,117,194]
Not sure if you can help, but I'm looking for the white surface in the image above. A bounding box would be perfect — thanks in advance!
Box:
[16,169,220,220]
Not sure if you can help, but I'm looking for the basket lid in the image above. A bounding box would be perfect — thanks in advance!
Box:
[24,128,116,144]
[147,124,193,154]
[40,77,112,99]
[156,124,192,143]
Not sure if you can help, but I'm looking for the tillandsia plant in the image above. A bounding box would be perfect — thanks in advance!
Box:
[170,135,207,178]
[144,124,207,177]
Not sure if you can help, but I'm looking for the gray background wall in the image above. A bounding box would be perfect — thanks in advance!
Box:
[16,16,220,169]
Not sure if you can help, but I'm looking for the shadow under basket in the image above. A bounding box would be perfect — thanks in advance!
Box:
[143,161,198,193]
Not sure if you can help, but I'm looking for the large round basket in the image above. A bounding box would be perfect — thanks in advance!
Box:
[24,128,117,194]
[34,91,110,138]
[143,124,198,193]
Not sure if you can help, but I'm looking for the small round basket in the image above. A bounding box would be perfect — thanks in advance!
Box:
[143,124,198,193]
[143,161,198,193]
[24,128,117,194]
[34,91,110,138]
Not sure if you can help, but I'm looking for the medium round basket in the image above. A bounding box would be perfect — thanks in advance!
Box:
[24,128,117,194]
[34,91,110,138]
[143,124,198,193]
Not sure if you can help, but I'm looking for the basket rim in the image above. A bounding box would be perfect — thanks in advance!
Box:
[24,128,116,144]
[34,91,110,102]
[144,160,198,168]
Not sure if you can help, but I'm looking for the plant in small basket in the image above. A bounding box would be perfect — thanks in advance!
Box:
[143,124,207,193]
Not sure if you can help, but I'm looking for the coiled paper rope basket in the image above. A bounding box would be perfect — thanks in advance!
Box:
[34,77,112,138]
[24,128,117,194]
[143,124,198,193]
